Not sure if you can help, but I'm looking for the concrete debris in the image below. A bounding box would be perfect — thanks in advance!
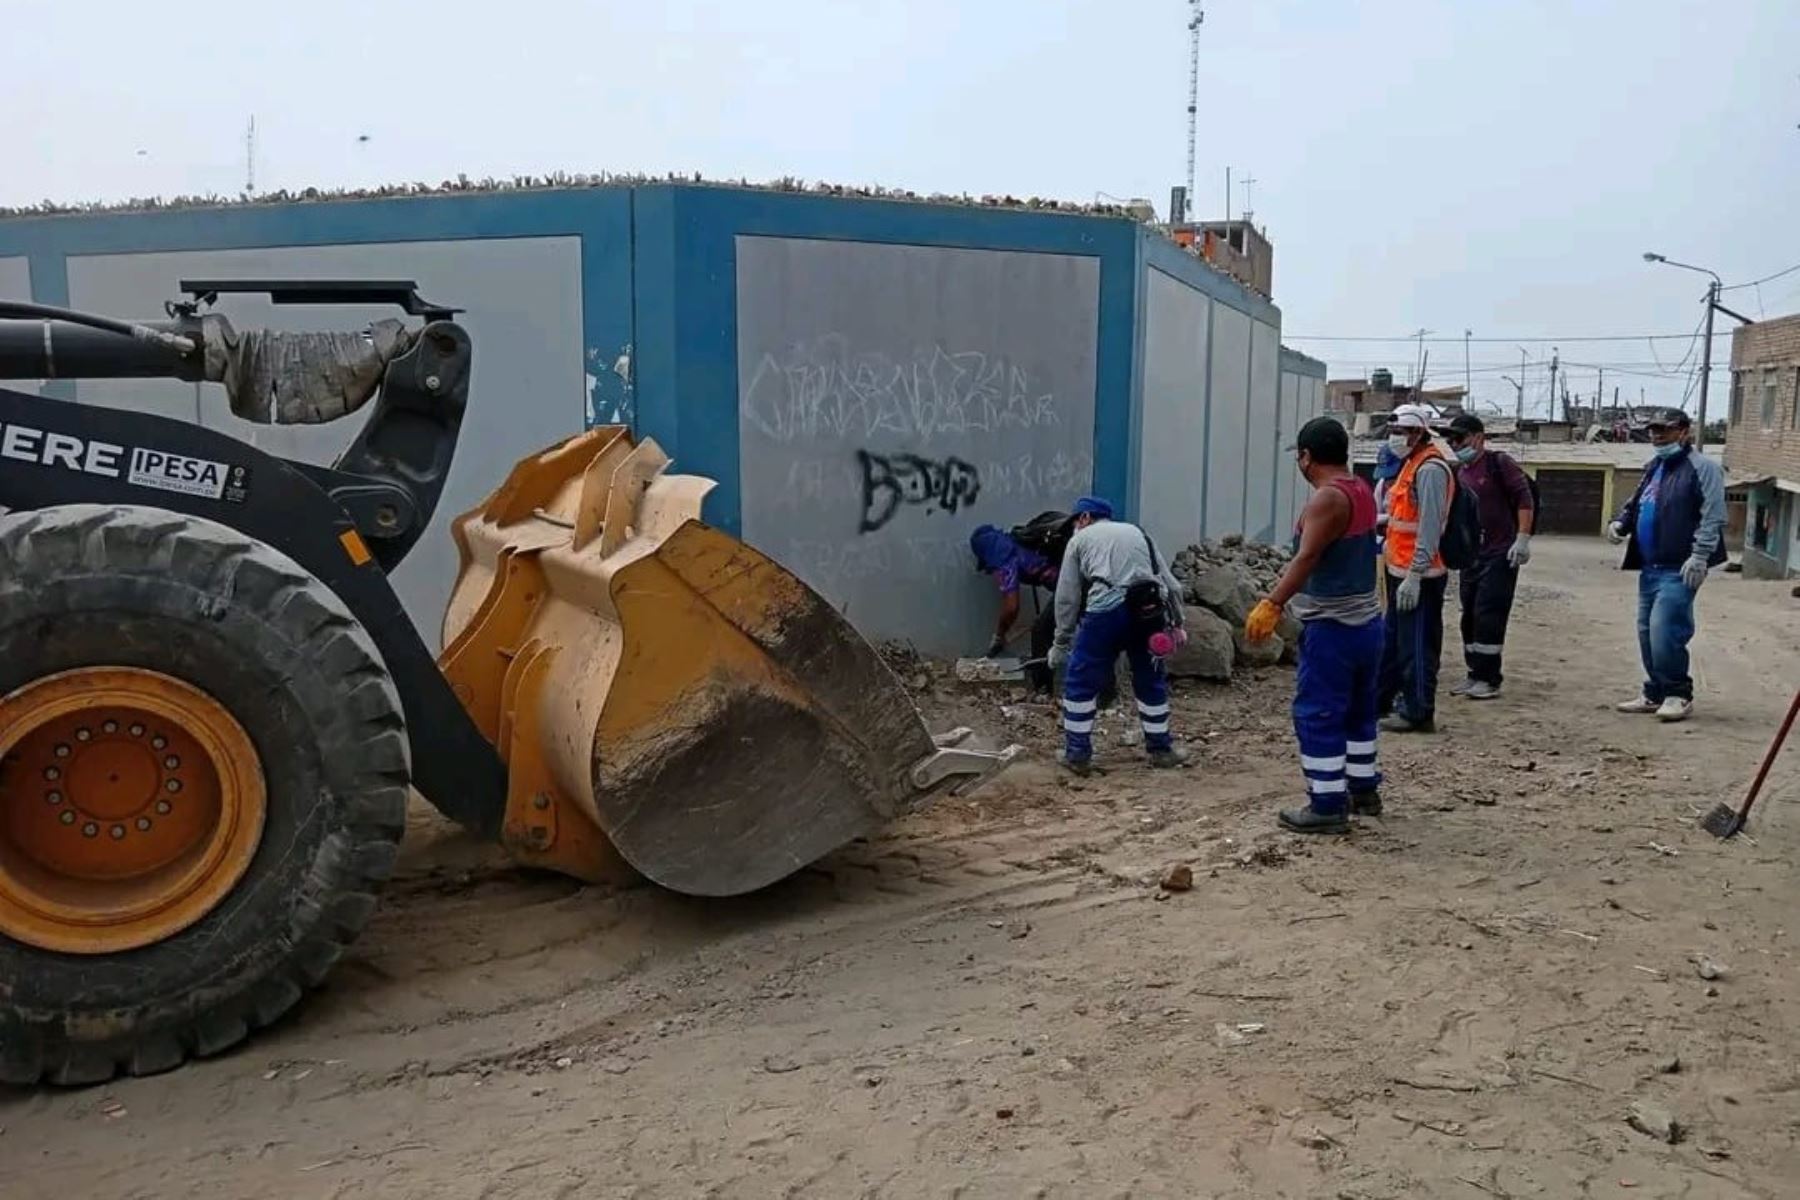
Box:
[1232,627,1286,670]
[1626,1099,1683,1144]
[1167,607,1235,680]
[0,173,1155,224]
[1168,538,1304,675]
[1172,537,1290,602]
[954,657,1026,684]
[1693,955,1727,981]
[1655,1054,1682,1075]
[1161,864,1194,892]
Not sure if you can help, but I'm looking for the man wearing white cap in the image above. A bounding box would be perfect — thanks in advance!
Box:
[1375,403,1455,733]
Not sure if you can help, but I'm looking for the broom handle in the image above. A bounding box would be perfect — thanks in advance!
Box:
[1737,689,1800,824]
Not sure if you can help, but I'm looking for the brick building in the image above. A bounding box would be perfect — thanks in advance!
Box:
[1726,312,1800,578]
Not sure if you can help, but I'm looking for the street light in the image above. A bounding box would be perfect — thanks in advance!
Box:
[1642,251,1725,447]
[1501,374,1524,423]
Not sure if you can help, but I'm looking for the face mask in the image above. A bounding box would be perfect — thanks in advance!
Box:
[1387,433,1413,456]
[1653,441,1682,460]
[1454,446,1478,464]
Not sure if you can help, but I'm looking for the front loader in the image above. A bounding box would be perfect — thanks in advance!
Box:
[0,282,1013,1085]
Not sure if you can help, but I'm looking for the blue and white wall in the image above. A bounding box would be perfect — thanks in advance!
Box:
[0,185,1314,653]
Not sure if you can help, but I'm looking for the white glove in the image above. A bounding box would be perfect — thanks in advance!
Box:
[1680,555,1709,590]
[1605,521,1627,546]
[1395,571,1422,613]
[1507,533,1532,569]
[1047,644,1069,672]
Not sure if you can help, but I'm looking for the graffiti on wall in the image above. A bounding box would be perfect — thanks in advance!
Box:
[855,450,982,532]
[743,336,1061,446]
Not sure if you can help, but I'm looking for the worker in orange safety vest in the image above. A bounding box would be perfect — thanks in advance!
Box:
[1375,403,1455,733]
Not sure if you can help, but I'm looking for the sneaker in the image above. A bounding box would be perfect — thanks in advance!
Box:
[1449,677,1478,697]
[1148,745,1192,769]
[1279,805,1351,835]
[1059,753,1094,776]
[1656,697,1694,723]
[1615,696,1661,714]
[1465,680,1502,701]
[1351,791,1383,816]
[1379,713,1436,734]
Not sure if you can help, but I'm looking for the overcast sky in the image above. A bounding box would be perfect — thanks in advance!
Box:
[4,0,1796,416]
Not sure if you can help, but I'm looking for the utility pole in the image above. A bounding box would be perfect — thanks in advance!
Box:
[1240,175,1257,225]
[1412,328,1432,389]
[1548,348,1560,422]
[1185,3,1202,214]
[1596,367,1603,419]
[1463,329,1472,411]
[1516,346,1529,421]
[1696,279,1718,448]
[244,115,256,195]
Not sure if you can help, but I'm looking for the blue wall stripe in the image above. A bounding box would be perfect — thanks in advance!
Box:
[0,185,1283,540]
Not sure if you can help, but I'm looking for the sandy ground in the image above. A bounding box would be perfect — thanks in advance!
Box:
[2,535,1797,1200]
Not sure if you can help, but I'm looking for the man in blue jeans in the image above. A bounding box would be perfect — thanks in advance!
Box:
[1607,409,1726,722]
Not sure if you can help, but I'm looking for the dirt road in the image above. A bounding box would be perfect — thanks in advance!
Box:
[3,536,1796,1199]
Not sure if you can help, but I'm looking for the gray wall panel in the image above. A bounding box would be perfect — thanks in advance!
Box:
[65,239,585,645]
[1245,320,1281,544]
[1204,304,1251,538]
[1276,369,1300,539]
[1138,268,1210,553]
[735,236,1099,654]
[0,256,28,300]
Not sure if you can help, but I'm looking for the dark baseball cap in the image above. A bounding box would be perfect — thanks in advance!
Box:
[1644,407,1691,430]
[1442,413,1485,438]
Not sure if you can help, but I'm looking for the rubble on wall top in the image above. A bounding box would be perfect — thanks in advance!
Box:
[0,170,1153,222]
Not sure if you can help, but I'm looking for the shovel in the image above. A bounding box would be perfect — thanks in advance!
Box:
[1700,689,1800,839]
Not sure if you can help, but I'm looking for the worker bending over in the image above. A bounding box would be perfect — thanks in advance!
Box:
[1247,417,1385,833]
[969,522,1062,694]
[1376,404,1454,733]
[1047,496,1190,773]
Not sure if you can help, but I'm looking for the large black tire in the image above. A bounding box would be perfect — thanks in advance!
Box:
[0,504,409,1085]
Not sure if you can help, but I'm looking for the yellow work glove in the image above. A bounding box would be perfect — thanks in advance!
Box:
[1245,598,1282,643]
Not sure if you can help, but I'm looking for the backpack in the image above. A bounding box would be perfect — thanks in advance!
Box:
[1009,510,1076,564]
[1439,468,1483,571]
[1123,531,1175,637]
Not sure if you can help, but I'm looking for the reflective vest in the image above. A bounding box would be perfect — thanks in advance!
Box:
[1384,446,1453,575]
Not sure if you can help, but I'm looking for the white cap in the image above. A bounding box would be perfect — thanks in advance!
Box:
[1389,402,1441,431]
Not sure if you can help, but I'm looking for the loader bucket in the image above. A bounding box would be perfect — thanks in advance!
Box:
[439,427,1014,895]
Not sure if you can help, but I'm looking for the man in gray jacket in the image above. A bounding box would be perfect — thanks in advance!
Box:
[1047,496,1190,773]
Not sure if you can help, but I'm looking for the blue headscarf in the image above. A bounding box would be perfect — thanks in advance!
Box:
[1072,495,1114,520]
[968,524,1013,573]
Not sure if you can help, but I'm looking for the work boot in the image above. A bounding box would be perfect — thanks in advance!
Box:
[1279,805,1350,835]
[1615,696,1660,714]
[1465,680,1501,701]
[1147,745,1192,769]
[1059,753,1093,776]
[1351,790,1383,816]
[1379,712,1435,734]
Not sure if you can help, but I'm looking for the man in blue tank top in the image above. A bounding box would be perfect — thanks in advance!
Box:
[1246,416,1386,834]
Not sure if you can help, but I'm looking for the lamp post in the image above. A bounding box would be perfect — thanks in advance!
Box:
[1643,252,1723,448]
[1501,374,1524,422]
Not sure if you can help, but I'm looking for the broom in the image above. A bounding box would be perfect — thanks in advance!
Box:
[1701,689,1800,839]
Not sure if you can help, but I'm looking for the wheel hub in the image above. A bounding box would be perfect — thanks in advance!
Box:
[0,668,266,953]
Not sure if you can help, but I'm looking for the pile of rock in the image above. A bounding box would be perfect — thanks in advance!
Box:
[1166,535,1301,681]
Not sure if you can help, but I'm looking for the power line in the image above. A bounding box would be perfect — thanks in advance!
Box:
[1285,331,1733,344]
[1720,261,1800,291]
